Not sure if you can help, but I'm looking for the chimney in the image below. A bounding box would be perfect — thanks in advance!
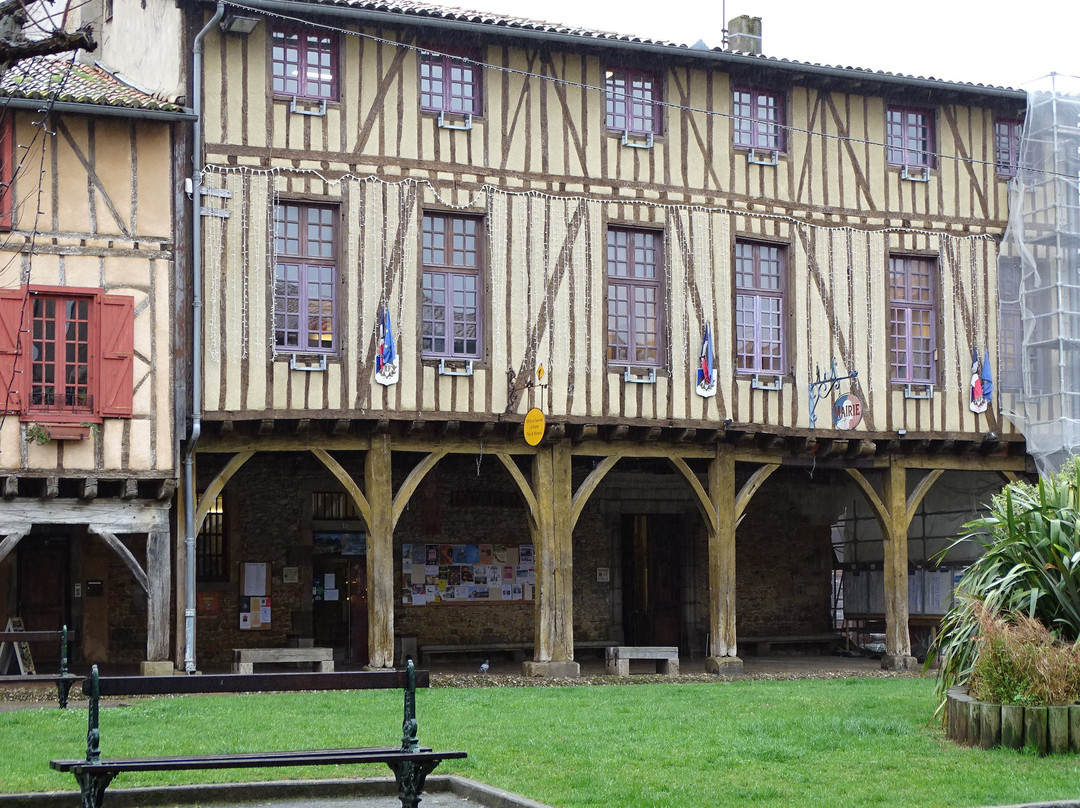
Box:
[727,15,762,55]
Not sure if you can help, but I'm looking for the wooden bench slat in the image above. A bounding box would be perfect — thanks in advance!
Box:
[51,749,467,774]
[83,670,426,697]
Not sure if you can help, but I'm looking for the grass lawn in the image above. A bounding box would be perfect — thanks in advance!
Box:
[4,675,1080,807]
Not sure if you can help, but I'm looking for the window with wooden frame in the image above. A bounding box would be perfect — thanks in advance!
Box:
[419,49,481,115]
[606,227,663,367]
[271,28,337,101]
[735,240,786,374]
[886,105,935,168]
[995,119,1022,177]
[196,494,228,583]
[889,256,937,384]
[421,213,482,359]
[605,69,661,135]
[273,202,337,354]
[732,87,785,151]
[0,286,134,421]
[0,111,11,230]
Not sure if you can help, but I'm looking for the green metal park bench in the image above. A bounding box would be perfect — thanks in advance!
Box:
[49,659,466,808]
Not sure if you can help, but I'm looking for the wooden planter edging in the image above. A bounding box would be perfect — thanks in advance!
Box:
[946,687,1080,754]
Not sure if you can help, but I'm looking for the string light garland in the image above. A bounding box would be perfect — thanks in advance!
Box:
[221,0,1057,182]
[200,165,994,414]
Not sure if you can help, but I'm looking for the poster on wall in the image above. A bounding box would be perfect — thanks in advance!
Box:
[239,563,271,630]
[401,542,535,605]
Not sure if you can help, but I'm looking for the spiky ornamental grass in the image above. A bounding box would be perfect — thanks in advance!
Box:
[928,457,1080,711]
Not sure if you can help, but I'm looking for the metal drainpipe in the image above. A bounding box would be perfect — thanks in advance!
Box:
[183,0,224,673]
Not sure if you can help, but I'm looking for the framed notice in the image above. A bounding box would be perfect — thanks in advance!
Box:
[239,563,271,630]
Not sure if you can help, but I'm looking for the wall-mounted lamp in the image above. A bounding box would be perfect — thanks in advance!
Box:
[221,14,260,34]
[984,431,998,442]
[897,428,907,438]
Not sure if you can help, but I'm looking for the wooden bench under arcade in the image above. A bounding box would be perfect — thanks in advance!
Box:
[605,646,679,677]
[232,646,334,673]
[739,634,840,656]
[49,660,466,808]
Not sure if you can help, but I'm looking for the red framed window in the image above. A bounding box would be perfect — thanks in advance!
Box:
[995,119,1022,177]
[274,203,337,353]
[271,28,337,101]
[886,106,935,168]
[889,256,937,384]
[422,213,482,359]
[420,50,481,115]
[607,228,663,367]
[735,240,786,373]
[732,88,784,151]
[605,69,660,135]
[0,286,133,420]
[0,112,11,230]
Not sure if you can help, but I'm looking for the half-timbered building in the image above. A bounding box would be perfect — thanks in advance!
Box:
[0,56,190,674]
[102,1,1035,674]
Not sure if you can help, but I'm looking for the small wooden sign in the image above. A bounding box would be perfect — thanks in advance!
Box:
[524,407,546,446]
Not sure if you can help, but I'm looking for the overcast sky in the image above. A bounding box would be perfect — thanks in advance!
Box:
[458,0,1078,91]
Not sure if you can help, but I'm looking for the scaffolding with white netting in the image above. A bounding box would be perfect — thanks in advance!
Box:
[999,74,1080,476]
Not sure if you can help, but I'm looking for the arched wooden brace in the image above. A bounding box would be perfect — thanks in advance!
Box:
[89,529,150,593]
[569,455,621,533]
[193,450,255,536]
[845,465,943,664]
[392,449,448,530]
[735,464,781,528]
[311,447,374,528]
[0,527,30,567]
[495,452,539,531]
[669,457,718,535]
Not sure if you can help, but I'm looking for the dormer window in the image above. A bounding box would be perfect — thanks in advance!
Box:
[886,105,935,169]
[605,69,661,136]
[271,28,337,102]
[732,87,784,151]
[420,50,481,115]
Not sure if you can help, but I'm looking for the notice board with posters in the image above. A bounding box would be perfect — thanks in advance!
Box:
[400,543,535,605]
[239,562,271,630]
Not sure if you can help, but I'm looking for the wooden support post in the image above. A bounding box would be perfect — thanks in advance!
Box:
[883,463,916,670]
[705,445,742,673]
[523,442,579,677]
[142,528,173,674]
[366,435,395,669]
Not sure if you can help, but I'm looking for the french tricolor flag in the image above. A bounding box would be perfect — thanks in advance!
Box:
[696,324,716,398]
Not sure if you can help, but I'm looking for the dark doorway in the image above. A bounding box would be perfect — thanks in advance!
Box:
[312,533,368,664]
[621,514,683,648]
[16,535,71,665]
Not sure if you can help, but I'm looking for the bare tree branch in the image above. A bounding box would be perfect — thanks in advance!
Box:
[0,1,96,78]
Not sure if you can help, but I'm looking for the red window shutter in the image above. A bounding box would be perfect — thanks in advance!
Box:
[0,289,24,413]
[99,294,134,417]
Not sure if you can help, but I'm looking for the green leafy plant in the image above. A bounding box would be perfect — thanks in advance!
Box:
[24,423,50,445]
[928,457,1080,711]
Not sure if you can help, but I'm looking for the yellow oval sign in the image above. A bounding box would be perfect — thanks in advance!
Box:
[524,407,546,446]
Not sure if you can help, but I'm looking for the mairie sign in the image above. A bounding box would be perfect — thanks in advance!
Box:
[832,392,864,430]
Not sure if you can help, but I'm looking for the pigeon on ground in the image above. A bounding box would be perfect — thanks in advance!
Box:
[478,659,489,674]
